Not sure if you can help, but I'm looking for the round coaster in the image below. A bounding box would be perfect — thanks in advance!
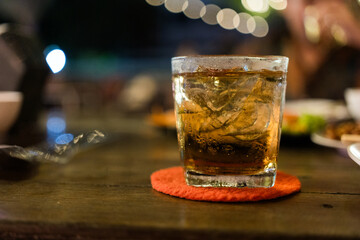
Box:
[151,166,301,202]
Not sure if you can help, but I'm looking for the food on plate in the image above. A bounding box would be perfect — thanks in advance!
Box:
[324,121,360,140]
[282,113,326,135]
[149,109,176,128]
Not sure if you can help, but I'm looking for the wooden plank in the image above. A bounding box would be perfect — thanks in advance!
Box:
[23,136,359,194]
[0,134,359,239]
[0,183,359,239]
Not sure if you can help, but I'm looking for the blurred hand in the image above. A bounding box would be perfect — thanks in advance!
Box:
[310,0,360,48]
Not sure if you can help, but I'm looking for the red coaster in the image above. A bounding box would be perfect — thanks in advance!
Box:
[151,166,301,202]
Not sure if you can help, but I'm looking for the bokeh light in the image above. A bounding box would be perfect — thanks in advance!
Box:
[269,0,287,10]
[251,16,269,37]
[145,0,165,6]
[145,0,276,37]
[242,0,269,13]
[55,133,74,145]
[247,16,256,34]
[217,8,239,30]
[165,0,187,13]
[183,0,205,19]
[45,48,66,74]
[200,4,221,25]
[304,7,320,43]
[235,13,255,34]
[47,116,66,134]
[331,24,347,46]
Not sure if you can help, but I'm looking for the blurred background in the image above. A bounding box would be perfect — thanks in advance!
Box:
[0,0,359,141]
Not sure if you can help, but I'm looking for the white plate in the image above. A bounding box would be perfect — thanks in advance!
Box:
[347,143,360,166]
[310,132,345,149]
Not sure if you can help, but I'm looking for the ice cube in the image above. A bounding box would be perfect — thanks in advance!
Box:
[201,77,233,112]
[221,76,273,141]
[199,109,240,133]
[185,88,207,110]
[224,102,271,140]
[249,75,283,104]
[205,88,235,112]
[178,100,203,114]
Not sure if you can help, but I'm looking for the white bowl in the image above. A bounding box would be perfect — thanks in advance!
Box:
[345,88,360,121]
[0,91,23,133]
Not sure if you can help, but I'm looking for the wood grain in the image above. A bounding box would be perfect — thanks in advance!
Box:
[0,129,359,239]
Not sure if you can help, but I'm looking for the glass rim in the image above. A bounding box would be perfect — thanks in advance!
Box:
[172,55,289,74]
[172,55,289,62]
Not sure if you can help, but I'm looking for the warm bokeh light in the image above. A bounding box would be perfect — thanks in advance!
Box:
[145,0,165,6]
[145,0,274,37]
[269,0,287,10]
[304,6,320,43]
[183,0,205,19]
[242,0,269,13]
[165,0,187,13]
[235,13,254,34]
[200,4,221,25]
[251,16,269,37]
[45,48,66,74]
[331,24,347,46]
[217,8,239,30]
[247,16,256,33]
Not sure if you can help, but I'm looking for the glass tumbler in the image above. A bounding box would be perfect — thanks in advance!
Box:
[172,55,288,187]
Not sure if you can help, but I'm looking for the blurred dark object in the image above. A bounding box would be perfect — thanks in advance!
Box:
[305,46,360,99]
[280,133,315,148]
[0,24,49,141]
[0,151,38,181]
[283,0,360,99]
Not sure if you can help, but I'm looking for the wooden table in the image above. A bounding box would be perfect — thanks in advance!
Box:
[0,116,359,239]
